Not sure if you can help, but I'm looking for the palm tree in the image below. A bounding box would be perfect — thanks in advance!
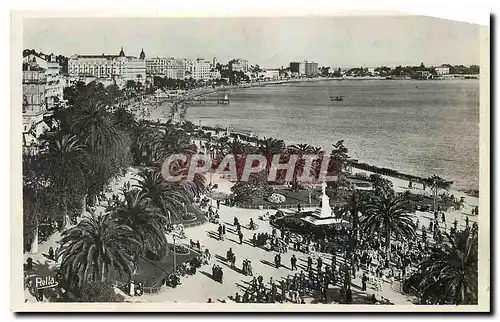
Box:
[134,168,193,224]
[113,189,168,258]
[47,135,87,230]
[410,226,478,304]
[361,189,416,258]
[346,191,367,249]
[287,144,313,191]
[70,93,123,153]
[426,174,452,211]
[152,124,196,165]
[57,212,140,288]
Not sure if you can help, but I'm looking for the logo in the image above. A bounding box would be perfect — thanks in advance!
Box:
[35,276,59,290]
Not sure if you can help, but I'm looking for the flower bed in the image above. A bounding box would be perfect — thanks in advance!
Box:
[171,244,190,255]
[266,193,286,204]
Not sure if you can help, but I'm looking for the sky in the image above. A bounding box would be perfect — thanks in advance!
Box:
[23,16,481,69]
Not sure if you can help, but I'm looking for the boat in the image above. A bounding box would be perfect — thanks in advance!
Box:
[330,95,344,102]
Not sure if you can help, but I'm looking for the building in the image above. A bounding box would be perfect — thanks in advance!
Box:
[188,59,212,80]
[290,61,319,77]
[305,61,319,77]
[257,69,280,80]
[23,53,64,108]
[290,61,306,76]
[229,59,249,72]
[435,65,450,75]
[68,47,146,84]
[210,69,221,79]
[145,57,191,79]
[22,62,50,152]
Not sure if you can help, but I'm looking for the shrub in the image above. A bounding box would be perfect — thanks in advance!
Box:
[76,281,124,302]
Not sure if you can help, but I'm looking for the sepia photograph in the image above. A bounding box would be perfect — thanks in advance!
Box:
[11,11,490,312]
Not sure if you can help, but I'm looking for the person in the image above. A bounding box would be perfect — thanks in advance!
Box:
[249,218,255,230]
[207,298,213,303]
[429,221,433,233]
[217,199,220,210]
[345,285,352,304]
[307,256,313,271]
[235,292,241,303]
[441,212,446,223]
[466,216,470,227]
[234,217,239,226]
[218,224,223,240]
[291,254,297,270]
[252,233,257,247]
[274,253,281,268]
[370,293,377,304]
[48,247,54,260]
[129,280,135,297]
[408,181,413,188]
[362,273,368,291]
[26,257,33,270]
[222,225,226,240]
[238,230,243,244]
[135,282,143,296]
[297,203,302,213]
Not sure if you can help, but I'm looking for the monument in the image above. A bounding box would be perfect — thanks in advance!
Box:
[301,181,350,228]
[318,181,332,219]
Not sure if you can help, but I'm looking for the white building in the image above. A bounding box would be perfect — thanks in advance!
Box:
[23,53,64,108]
[189,59,212,80]
[68,47,146,84]
[229,58,249,72]
[146,57,191,79]
[435,66,450,75]
[258,69,280,80]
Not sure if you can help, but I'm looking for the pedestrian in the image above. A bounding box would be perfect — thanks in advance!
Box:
[362,273,368,291]
[274,253,281,268]
[217,199,220,210]
[291,254,297,270]
[238,230,243,244]
[222,225,226,240]
[466,216,470,227]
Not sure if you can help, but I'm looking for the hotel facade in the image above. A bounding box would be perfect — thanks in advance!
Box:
[68,48,146,83]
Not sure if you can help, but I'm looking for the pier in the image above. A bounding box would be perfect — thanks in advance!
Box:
[189,92,230,105]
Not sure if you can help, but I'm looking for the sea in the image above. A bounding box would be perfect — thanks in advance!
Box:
[184,79,480,191]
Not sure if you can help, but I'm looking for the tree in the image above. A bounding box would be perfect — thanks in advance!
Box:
[361,189,416,258]
[47,135,87,230]
[57,212,140,288]
[345,191,367,249]
[407,226,478,304]
[113,189,168,259]
[287,144,313,191]
[426,174,452,211]
[134,168,191,225]
[76,281,124,302]
[152,124,196,165]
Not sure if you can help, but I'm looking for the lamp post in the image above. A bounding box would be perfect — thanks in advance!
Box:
[209,148,214,207]
[172,233,177,270]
